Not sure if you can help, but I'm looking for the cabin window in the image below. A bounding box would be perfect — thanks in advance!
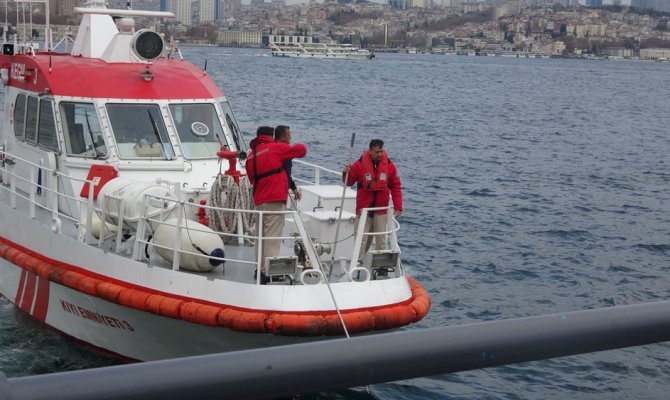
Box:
[37,99,58,151]
[168,103,226,159]
[59,102,108,158]
[219,101,247,152]
[24,96,38,144]
[13,93,26,140]
[106,103,175,159]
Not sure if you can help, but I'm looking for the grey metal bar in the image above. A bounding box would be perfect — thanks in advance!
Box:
[4,299,670,400]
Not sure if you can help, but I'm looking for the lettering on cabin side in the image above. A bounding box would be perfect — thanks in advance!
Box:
[60,299,135,331]
[10,63,37,84]
[10,63,24,81]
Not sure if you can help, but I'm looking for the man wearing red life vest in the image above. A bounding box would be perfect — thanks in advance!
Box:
[343,139,402,264]
[246,126,307,273]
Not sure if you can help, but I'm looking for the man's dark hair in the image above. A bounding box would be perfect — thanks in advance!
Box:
[274,125,290,140]
[369,139,384,149]
[257,126,274,136]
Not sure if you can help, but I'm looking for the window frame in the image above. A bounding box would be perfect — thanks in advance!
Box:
[105,102,176,160]
[13,93,27,140]
[37,98,59,152]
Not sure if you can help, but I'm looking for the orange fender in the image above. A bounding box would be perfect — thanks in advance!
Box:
[96,282,124,303]
[47,266,68,285]
[409,297,430,322]
[407,278,431,322]
[372,305,417,331]
[267,313,326,336]
[34,261,52,279]
[146,295,184,319]
[181,302,220,326]
[218,309,269,333]
[325,311,375,335]
[61,270,83,288]
[76,276,100,296]
[5,248,21,264]
[118,288,151,310]
[22,255,42,274]
[12,253,31,271]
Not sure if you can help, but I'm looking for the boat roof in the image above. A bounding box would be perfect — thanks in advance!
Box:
[0,53,224,100]
[0,5,222,100]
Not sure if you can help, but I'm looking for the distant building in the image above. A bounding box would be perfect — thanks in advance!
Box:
[218,30,262,46]
[602,47,633,58]
[640,47,670,60]
[221,0,242,17]
[200,0,216,22]
[169,0,192,26]
[586,0,603,7]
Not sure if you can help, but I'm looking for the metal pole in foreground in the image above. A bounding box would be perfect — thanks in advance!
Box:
[328,132,355,280]
[4,300,670,400]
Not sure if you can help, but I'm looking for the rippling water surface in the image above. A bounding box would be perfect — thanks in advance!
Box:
[2,48,670,399]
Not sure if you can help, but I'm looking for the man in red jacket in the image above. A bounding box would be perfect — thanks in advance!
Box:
[246,126,307,272]
[343,139,402,265]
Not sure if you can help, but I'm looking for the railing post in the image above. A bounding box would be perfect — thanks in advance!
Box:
[29,165,36,219]
[256,211,263,284]
[115,199,126,253]
[350,210,368,273]
[314,167,320,185]
[10,171,16,209]
[236,212,244,245]
[133,195,149,261]
[51,166,60,233]
[98,196,108,248]
[85,182,94,244]
[172,187,183,271]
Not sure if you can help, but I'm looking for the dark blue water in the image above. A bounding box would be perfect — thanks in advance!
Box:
[2,48,670,399]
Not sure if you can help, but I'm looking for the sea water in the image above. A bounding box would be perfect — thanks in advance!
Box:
[1,48,669,399]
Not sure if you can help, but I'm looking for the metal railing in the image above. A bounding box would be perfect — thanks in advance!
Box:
[0,149,401,285]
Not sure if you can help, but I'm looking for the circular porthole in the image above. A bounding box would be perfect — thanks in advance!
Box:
[132,30,164,61]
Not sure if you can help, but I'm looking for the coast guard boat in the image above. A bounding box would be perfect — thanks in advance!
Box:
[0,3,429,361]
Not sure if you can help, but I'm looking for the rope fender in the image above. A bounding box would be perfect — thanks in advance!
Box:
[0,240,431,336]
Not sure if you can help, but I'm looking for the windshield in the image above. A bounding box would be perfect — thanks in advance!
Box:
[219,101,247,152]
[169,103,225,159]
[59,102,108,158]
[106,103,175,159]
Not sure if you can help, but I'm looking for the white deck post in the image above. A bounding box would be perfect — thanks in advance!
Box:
[29,165,36,219]
[172,186,183,271]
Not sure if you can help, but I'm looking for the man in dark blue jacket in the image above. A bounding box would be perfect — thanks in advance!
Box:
[274,125,301,201]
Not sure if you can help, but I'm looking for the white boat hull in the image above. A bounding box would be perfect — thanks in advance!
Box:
[0,199,428,361]
[0,258,311,360]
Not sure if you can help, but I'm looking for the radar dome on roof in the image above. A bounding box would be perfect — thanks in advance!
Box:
[116,17,135,34]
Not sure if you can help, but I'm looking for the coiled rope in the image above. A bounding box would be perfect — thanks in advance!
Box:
[207,174,255,243]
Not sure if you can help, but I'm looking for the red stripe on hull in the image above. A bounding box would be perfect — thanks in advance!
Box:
[15,269,27,304]
[19,271,37,313]
[33,276,50,321]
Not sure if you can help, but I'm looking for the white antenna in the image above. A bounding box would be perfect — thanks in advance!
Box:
[3,0,7,44]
